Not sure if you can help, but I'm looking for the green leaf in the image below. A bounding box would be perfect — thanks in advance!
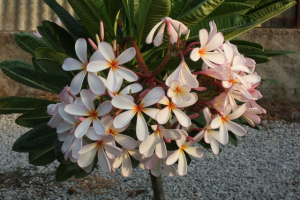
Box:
[176,0,207,18]
[104,0,121,24]
[0,60,57,93]
[224,0,296,40]
[236,45,263,54]
[39,21,77,57]
[29,147,56,166]
[189,14,258,41]
[230,39,264,50]
[43,0,89,39]
[0,96,54,114]
[32,58,69,77]
[15,107,51,128]
[243,54,270,63]
[177,0,224,27]
[244,0,261,7]
[14,33,48,57]
[122,0,139,29]
[262,78,278,84]
[147,57,202,72]
[208,2,253,17]
[136,0,171,45]
[170,0,194,19]
[228,131,238,147]
[67,0,114,40]
[13,123,57,153]
[35,47,69,64]
[55,164,77,182]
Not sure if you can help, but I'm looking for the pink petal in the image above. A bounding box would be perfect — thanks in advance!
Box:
[75,38,88,63]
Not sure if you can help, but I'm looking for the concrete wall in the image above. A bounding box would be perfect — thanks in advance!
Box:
[0,0,299,102]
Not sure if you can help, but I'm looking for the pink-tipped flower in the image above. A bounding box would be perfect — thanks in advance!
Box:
[146,17,188,47]
[167,80,191,105]
[112,87,165,141]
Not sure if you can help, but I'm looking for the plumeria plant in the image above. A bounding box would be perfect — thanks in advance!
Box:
[0,0,296,199]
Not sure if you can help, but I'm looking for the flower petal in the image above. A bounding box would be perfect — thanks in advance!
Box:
[184,146,204,158]
[154,23,166,47]
[88,72,106,95]
[226,120,247,136]
[146,21,164,44]
[90,49,106,62]
[202,52,226,65]
[228,103,247,120]
[116,47,136,64]
[141,87,165,107]
[203,107,212,125]
[75,117,92,138]
[219,122,228,145]
[97,147,111,172]
[178,150,187,176]
[177,92,198,107]
[77,146,97,168]
[223,43,233,63]
[104,143,122,157]
[64,104,89,116]
[98,41,115,62]
[70,70,87,95]
[113,110,136,129]
[139,133,157,157]
[128,149,143,161]
[210,138,219,155]
[111,95,136,109]
[172,108,191,127]
[143,108,160,119]
[181,63,199,88]
[151,157,161,177]
[80,89,95,111]
[166,150,179,165]
[115,134,137,149]
[190,48,201,61]
[136,113,149,141]
[107,69,117,92]
[170,19,188,34]
[96,100,112,116]
[116,67,138,82]
[120,83,142,95]
[122,152,132,177]
[204,32,224,52]
[162,129,181,140]
[155,135,167,159]
[156,107,171,125]
[199,29,208,49]
[75,38,87,63]
[57,121,73,133]
[93,118,106,135]
[210,116,222,129]
[62,58,84,71]
[85,127,102,140]
[86,60,110,72]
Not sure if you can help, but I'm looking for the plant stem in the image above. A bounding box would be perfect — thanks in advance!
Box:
[151,55,171,78]
[149,172,166,200]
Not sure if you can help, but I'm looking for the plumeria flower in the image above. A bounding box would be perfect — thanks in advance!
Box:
[108,78,142,101]
[101,115,137,149]
[77,134,121,173]
[190,29,226,68]
[112,87,165,141]
[62,39,106,95]
[146,17,188,47]
[166,61,199,88]
[86,42,138,92]
[156,93,198,127]
[167,80,191,105]
[196,66,230,81]
[140,152,178,177]
[210,104,247,145]
[65,90,112,138]
[139,125,182,158]
[113,147,143,177]
[242,103,262,127]
[195,107,221,155]
[166,137,205,176]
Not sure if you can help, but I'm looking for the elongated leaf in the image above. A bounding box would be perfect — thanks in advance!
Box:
[67,0,114,39]
[262,78,278,84]
[189,14,258,41]
[236,45,263,54]
[243,54,270,64]
[177,0,205,18]
[136,0,171,45]
[55,164,78,182]
[29,147,56,166]
[16,107,51,128]
[32,58,69,77]
[122,0,139,28]
[170,0,195,19]
[0,96,54,114]
[40,21,77,57]
[43,0,89,39]
[207,2,253,17]
[224,0,296,40]
[35,47,69,64]
[177,0,224,27]
[14,33,48,56]
[13,123,57,153]
[230,39,264,50]
[244,0,261,7]
[0,60,56,93]
[104,0,121,24]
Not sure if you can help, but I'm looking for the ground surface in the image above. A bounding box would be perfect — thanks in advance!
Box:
[0,112,299,200]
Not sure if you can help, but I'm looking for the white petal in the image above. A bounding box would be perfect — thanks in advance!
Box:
[107,69,117,92]
[72,138,82,159]
[163,161,177,177]
[77,146,97,168]
[203,107,212,125]
[226,120,247,136]
[90,49,106,62]
[184,146,204,158]
[199,29,208,49]
[166,64,182,86]
[166,150,180,165]
[78,143,97,154]
[102,134,115,143]
[93,118,106,135]
[219,122,228,145]
[75,38,88,63]
[140,133,157,157]
[98,147,111,172]
[158,96,170,105]
[156,107,171,125]
[128,149,143,161]
[58,106,77,124]
[120,83,142,95]
[62,133,75,153]
[85,127,102,140]
[57,121,73,133]
[64,104,89,116]
[177,92,198,107]
[62,58,84,71]
[101,115,114,130]
[172,108,191,127]
[202,52,226,65]
[154,23,166,47]
[80,89,95,111]
[162,129,181,140]
[231,65,250,73]
[111,95,136,109]
[122,152,132,177]
[113,110,136,129]
[136,113,149,141]
[210,138,219,155]
[210,116,222,129]
[228,103,247,120]
[155,135,167,159]
[178,150,187,176]
[151,157,161,177]
[98,41,115,61]
[181,63,199,88]
[104,144,122,157]
[170,19,188,34]
[116,47,136,64]
[70,70,87,95]
[223,43,233,63]
[88,73,106,95]
[190,48,201,62]
[143,108,160,119]
[169,24,178,44]
[146,21,164,44]
[86,60,110,72]
[172,93,182,105]
[141,87,165,107]
[116,67,138,82]
[48,113,63,128]
[96,100,112,116]
[74,117,92,138]
[115,134,137,149]
[204,32,224,52]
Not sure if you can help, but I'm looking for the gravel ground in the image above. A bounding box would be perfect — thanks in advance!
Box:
[0,114,299,200]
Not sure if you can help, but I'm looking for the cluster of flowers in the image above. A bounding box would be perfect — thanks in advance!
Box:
[47,18,265,177]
